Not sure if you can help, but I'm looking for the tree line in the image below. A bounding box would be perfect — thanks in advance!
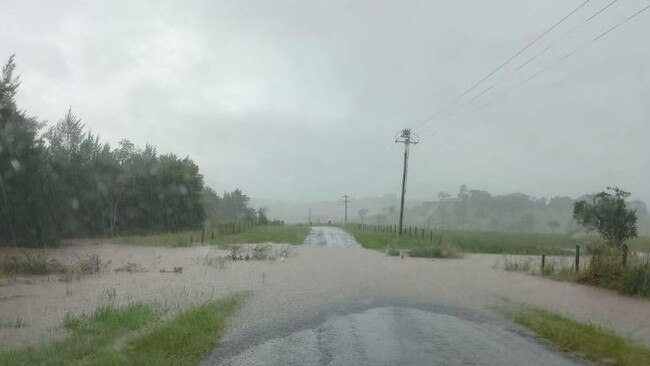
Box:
[0,56,262,247]
[363,184,647,234]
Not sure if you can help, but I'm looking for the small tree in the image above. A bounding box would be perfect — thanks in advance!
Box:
[573,187,638,265]
[358,208,369,222]
[547,220,560,233]
[257,207,268,225]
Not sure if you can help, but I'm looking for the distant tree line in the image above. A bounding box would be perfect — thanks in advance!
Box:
[0,56,265,247]
[370,183,647,234]
[202,187,269,224]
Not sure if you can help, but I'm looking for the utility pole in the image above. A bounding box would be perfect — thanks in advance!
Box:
[395,128,419,235]
[340,195,351,225]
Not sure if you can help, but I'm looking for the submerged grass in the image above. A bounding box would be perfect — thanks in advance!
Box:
[210,224,310,246]
[0,250,65,278]
[498,249,650,299]
[112,230,204,247]
[0,297,242,366]
[506,306,650,366]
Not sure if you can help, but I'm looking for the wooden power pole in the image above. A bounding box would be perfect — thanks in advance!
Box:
[340,195,351,225]
[395,128,419,235]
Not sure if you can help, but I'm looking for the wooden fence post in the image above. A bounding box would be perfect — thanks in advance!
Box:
[541,254,546,276]
[211,229,215,240]
[575,245,580,273]
[201,228,205,243]
[190,234,194,244]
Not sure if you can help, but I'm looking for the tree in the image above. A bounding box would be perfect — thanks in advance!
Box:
[257,207,268,225]
[358,208,369,222]
[0,55,59,246]
[573,187,638,265]
[514,213,536,232]
[547,220,560,233]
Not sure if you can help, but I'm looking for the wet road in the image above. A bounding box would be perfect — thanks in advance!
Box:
[214,306,578,366]
[303,226,361,248]
[207,227,580,366]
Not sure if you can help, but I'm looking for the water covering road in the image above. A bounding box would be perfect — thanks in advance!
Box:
[303,226,361,248]
[209,226,580,366]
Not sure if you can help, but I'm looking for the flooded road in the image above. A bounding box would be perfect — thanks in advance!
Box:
[303,226,361,248]
[209,227,581,366]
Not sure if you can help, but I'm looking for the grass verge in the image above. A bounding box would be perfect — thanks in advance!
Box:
[210,224,310,246]
[505,306,650,366]
[0,296,242,366]
[345,226,462,258]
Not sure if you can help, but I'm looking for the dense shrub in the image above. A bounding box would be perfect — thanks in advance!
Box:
[580,245,650,297]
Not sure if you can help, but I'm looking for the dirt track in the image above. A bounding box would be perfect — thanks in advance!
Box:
[1,227,649,361]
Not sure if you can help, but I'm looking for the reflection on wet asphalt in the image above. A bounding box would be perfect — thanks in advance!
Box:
[303,226,361,248]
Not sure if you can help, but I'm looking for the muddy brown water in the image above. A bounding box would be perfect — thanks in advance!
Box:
[0,228,649,362]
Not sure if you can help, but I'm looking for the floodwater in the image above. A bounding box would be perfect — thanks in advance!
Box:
[1,227,648,365]
[303,226,361,248]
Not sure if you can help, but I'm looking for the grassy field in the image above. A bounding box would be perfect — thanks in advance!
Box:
[346,224,650,255]
[0,297,241,366]
[209,224,310,246]
[112,224,309,247]
[345,226,462,258]
[506,306,650,366]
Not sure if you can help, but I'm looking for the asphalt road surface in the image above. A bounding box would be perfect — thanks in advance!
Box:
[214,306,578,366]
[303,226,361,248]
[209,227,580,366]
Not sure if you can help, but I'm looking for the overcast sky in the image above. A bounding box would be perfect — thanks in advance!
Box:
[2,0,649,203]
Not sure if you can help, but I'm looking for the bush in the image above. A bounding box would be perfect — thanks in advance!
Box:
[0,252,64,277]
[580,244,650,298]
[579,245,624,288]
[409,242,462,259]
[621,257,650,297]
[386,248,400,257]
[409,246,442,258]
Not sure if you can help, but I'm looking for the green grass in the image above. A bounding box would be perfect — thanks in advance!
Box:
[112,230,204,247]
[0,251,65,278]
[348,224,650,256]
[506,306,650,365]
[112,224,309,247]
[345,226,462,258]
[0,297,242,366]
[209,224,310,246]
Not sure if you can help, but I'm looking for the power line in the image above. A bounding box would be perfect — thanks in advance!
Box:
[425,2,650,138]
[413,0,592,131]
[522,3,650,85]
[422,0,620,136]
